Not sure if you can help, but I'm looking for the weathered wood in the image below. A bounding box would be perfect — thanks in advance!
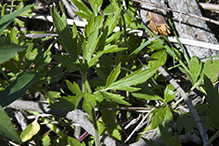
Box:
[137,0,219,61]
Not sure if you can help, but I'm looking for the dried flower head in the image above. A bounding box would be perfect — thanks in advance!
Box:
[146,11,171,36]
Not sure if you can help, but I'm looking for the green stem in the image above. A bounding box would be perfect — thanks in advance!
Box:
[209,130,219,143]
[91,103,100,146]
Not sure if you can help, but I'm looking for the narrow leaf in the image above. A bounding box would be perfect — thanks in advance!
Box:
[83,23,99,62]
[0,105,22,143]
[159,125,174,146]
[0,4,34,35]
[106,67,158,91]
[132,93,162,101]
[0,73,41,107]
[105,6,122,35]
[71,0,92,19]
[68,136,85,146]
[105,63,121,87]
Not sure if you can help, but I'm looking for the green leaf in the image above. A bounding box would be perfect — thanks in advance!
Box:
[103,4,115,15]
[176,114,196,133]
[105,63,121,87]
[71,0,92,19]
[52,55,80,72]
[103,45,127,53]
[97,119,105,135]
[111,125,122,140]
[0,37,27,64]
[0,105,22,144]
[173,133,182,146]
[101,110,122,140]
[164,84,177,103]
[132,93,162,101]
[130,36,163,56]
[66,80,82,94]
[0,4,34,35]
[200,60,219,83]
[89,0,102,16]
[105,31,123,44]
[142,138,160,146]
[189,56,202,83]
[85,14,95,37]
[41,134,51,146]
[0,73,41,107]
[20,117,40,142]
[204,76,219,129]
[44,91,61,103]
[159,125,175,146]
[49,98,75,111]
[151,107,173,129]
[83,93,97,114]
[50,94,84,111]
[105,6,122,36]
[100,91,131,106]
[187,56,202,84]
[83,23,99,63]
[68,136,85,146]
[106,67,158,92]
[51,6,77,62]
[25,47,38,61]
[148,50,167,68]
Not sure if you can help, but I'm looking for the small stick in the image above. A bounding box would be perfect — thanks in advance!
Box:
[158,66,210,146]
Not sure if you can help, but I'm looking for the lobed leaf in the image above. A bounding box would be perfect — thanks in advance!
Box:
[100,91,131,106]
[204,76,219,129]
[188,56,202,84]
[51,7,78,62]
[83,93,97,114]
[164,84,177,103]
[0,37,27,64]
[176,114,196,133]
[66,80,82,94]
[148,50,167,68]
[151,107,172,129]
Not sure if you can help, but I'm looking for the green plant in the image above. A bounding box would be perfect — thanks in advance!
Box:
[1,0,219,145]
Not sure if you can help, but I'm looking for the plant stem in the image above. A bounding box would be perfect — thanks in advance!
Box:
[91,104,100,146]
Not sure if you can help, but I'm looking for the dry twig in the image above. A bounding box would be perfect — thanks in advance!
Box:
[158,66,210,146]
